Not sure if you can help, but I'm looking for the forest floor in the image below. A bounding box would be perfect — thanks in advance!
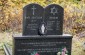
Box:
[0,32,85,55]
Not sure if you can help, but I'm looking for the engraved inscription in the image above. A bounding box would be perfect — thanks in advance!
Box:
[49,17,58,19]
[47,21,55,30]
[27,24,38,30]
[26,16,42,30]
[21,42,67,47]
[16,41,69,53]
[25,16,42,19]
[56,21,60,30]
[17,48,70,53]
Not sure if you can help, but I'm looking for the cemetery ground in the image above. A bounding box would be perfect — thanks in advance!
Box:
[0,32,85,55]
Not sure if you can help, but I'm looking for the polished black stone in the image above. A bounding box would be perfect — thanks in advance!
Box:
[12,3,73,55]
[44,4,64,35]
[13,34,72,55]
[23,3,44,35]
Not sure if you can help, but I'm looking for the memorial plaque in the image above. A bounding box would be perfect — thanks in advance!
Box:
[45,4,64,35]
[13,34,72,55]
[23,3,44,35]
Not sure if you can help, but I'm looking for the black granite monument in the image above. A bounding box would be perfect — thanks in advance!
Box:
[45,4,63,35]
[13,3,73,55]
[23,4,44,35]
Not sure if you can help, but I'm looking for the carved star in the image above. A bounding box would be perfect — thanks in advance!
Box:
[50,6,58,15]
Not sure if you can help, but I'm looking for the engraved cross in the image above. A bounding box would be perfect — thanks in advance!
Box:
[31,6,36,15]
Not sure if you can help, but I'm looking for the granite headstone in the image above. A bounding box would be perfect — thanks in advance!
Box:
[23,3,44,35]
[45,4,64,35]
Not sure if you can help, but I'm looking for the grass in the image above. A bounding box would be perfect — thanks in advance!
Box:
[0,32,85,55]
[72,35,85,55]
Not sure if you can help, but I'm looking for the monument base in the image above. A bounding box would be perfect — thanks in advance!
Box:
[13,34,73,55]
